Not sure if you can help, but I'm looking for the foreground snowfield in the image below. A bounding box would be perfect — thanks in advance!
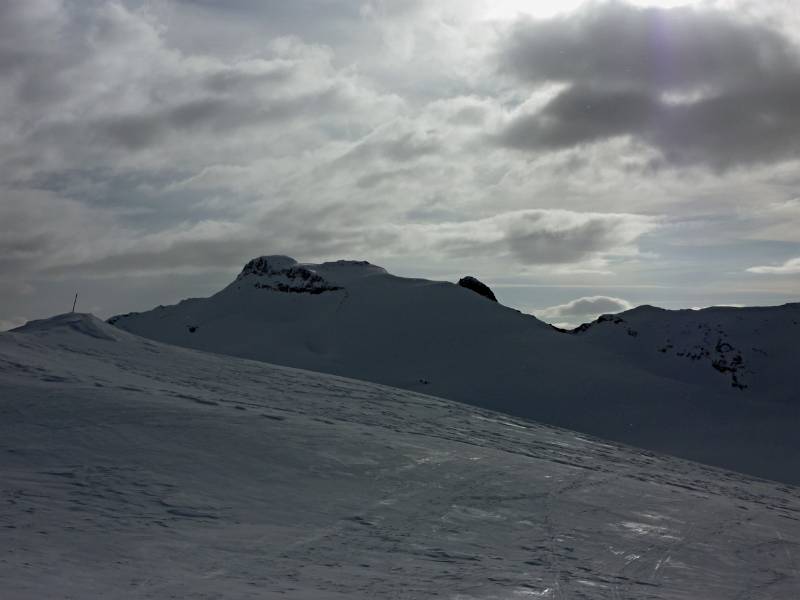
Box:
[2,314,800,599]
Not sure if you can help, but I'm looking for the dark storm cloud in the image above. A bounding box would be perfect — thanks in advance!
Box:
[497,2,800,169]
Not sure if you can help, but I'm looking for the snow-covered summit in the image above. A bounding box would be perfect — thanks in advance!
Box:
[13,312,129,342]
[313,259,388,284]
[572,302,800,399]
[232,255,389,293]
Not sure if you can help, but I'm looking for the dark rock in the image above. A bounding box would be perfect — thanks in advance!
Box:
[458,276,497,302]
[237,255,298,279]
[239,255,342,294]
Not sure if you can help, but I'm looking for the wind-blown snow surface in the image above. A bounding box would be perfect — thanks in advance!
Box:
[110,256,800,484]
[2,313,800,598]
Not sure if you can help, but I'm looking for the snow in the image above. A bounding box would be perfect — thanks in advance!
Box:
[572,303,800,401]
[14,312,129,341]
[2,313,800,598]
[109,257,800,484]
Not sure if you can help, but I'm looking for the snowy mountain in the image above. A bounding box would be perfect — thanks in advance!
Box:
[569,303,799,401]
[108,256,800,484]
[3,313,800,599]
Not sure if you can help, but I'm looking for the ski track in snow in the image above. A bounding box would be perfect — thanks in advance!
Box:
[1,314,799,598]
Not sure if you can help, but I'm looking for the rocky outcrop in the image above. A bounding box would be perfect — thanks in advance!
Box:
[458,276,497,302]
[237,255,299,279]
[237,255,342,294]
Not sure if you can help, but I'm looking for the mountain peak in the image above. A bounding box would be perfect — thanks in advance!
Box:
[237,255,299,279]
[235,255,342,294]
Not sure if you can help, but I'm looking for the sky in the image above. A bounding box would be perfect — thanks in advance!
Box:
[2,0,800,330]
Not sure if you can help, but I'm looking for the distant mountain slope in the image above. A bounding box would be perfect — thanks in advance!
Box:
[109,256,800,483]
[570,303,800,401]
[2,313,800,598]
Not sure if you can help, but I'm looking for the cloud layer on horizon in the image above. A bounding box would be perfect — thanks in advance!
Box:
[533,295,634,328]
[747,257,800,275]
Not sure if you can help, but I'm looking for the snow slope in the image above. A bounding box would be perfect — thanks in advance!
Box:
[2,313,800,599]
[570,304,799,401]
[109,256,800,484]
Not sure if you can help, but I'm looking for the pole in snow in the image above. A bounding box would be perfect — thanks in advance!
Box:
[71,293,78,313]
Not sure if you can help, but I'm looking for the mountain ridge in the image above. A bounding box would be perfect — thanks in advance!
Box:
[107,255,800,483]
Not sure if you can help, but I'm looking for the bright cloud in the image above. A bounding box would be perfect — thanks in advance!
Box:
[747,257,800,275]
[533,296,634,328]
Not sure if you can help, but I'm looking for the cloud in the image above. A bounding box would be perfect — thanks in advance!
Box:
[2,0,798,324]
[339,129,443,166]
[0,3,399,183]
[0,1,408,281]
[496,2,800,169]
[500,2,796,92]
[0,189,123,279]
[534,295,634,328]
[423,209,657,266]
[0,316,27,332]
[11,203,654,280]
[21,197,404,279]
[499,86,657,151]
[747,257,800,274]
[89,87,350,151]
